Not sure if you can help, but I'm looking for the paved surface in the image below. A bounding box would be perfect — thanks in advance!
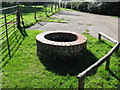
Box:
[28,9,118,41]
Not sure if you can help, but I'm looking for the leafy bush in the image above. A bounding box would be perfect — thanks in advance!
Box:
[65,2,119,16]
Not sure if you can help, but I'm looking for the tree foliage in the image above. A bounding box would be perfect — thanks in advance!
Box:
[65,2,119,16]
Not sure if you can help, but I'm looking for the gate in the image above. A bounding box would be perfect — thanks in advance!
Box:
[0,4,27,66]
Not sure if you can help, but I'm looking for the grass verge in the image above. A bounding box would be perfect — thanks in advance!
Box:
[0,5,63,31]
[1,30,120,88]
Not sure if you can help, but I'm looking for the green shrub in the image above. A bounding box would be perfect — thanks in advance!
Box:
[65,2,119,16]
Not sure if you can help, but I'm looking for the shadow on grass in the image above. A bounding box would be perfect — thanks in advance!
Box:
[39,49,98,76]
[107,49,120,81]
[107,68,120,81]
[98,40,113,48]
[35,19,46,26]
[1,29,26,67]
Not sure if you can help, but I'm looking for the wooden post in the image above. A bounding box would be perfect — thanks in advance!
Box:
[98,33,101,40]
[58,1,60,10]
[62,2,64,8]
[118,18,120,43]
[78,78,84,90]
[16,3,21,29]
[77,3,79,10]
[51,3,53,13]
[65,2,66,8]
[57,3,59,10]
[48,3,50,12]
[115,43,120,53]
[71,2,72,9]
[105,57,111,70]
[4,13,11,58]
[44,4,48,17]
[20,12,28,36]
[34,5,36,19]
[55,2,57,11]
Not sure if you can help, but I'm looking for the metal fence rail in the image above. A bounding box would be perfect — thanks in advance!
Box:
[0,5,17,11]
[0,4,24,63]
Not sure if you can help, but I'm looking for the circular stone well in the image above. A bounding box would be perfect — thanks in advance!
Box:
[36,31,87,62]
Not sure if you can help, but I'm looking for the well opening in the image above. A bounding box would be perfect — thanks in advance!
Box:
[36,31,89,75]
[44,32,78,42]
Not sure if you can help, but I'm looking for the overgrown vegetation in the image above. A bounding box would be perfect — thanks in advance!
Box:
[64,2,119,16]
[1,30,119,88]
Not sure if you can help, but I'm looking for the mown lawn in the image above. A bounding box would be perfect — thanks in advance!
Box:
[20,5,65,28]
[0,5,63,30]
[0,5,64,67]
[1,30,120,88]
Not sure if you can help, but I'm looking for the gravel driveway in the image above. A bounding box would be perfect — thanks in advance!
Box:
[28,9,119,41]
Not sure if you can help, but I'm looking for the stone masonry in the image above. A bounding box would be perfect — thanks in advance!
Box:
[36,31,87,62]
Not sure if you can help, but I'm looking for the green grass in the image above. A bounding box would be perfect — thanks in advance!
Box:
[1,6,119,88]
[1,30,120,88]
[0,6,64,64]
[20,6,67,27]
[0,5,63,31]
[61,8,79,12]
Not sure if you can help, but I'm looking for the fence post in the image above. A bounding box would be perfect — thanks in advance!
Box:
[58,1,60,10]
[115,43,120,53]
[61,2,63,8]
[78,78,84,90]
[51,3,53,13]
[48,3,51,13]
[98,33,101,40]
[34,5,36,19]
[44,4,49,17]
[71,2,72,9]
[55,2,57,11]
[16,3,21,29]
[4,13,11,58]
[105,57,111,70]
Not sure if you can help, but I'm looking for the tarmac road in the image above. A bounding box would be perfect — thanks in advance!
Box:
[28,9,119,41]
